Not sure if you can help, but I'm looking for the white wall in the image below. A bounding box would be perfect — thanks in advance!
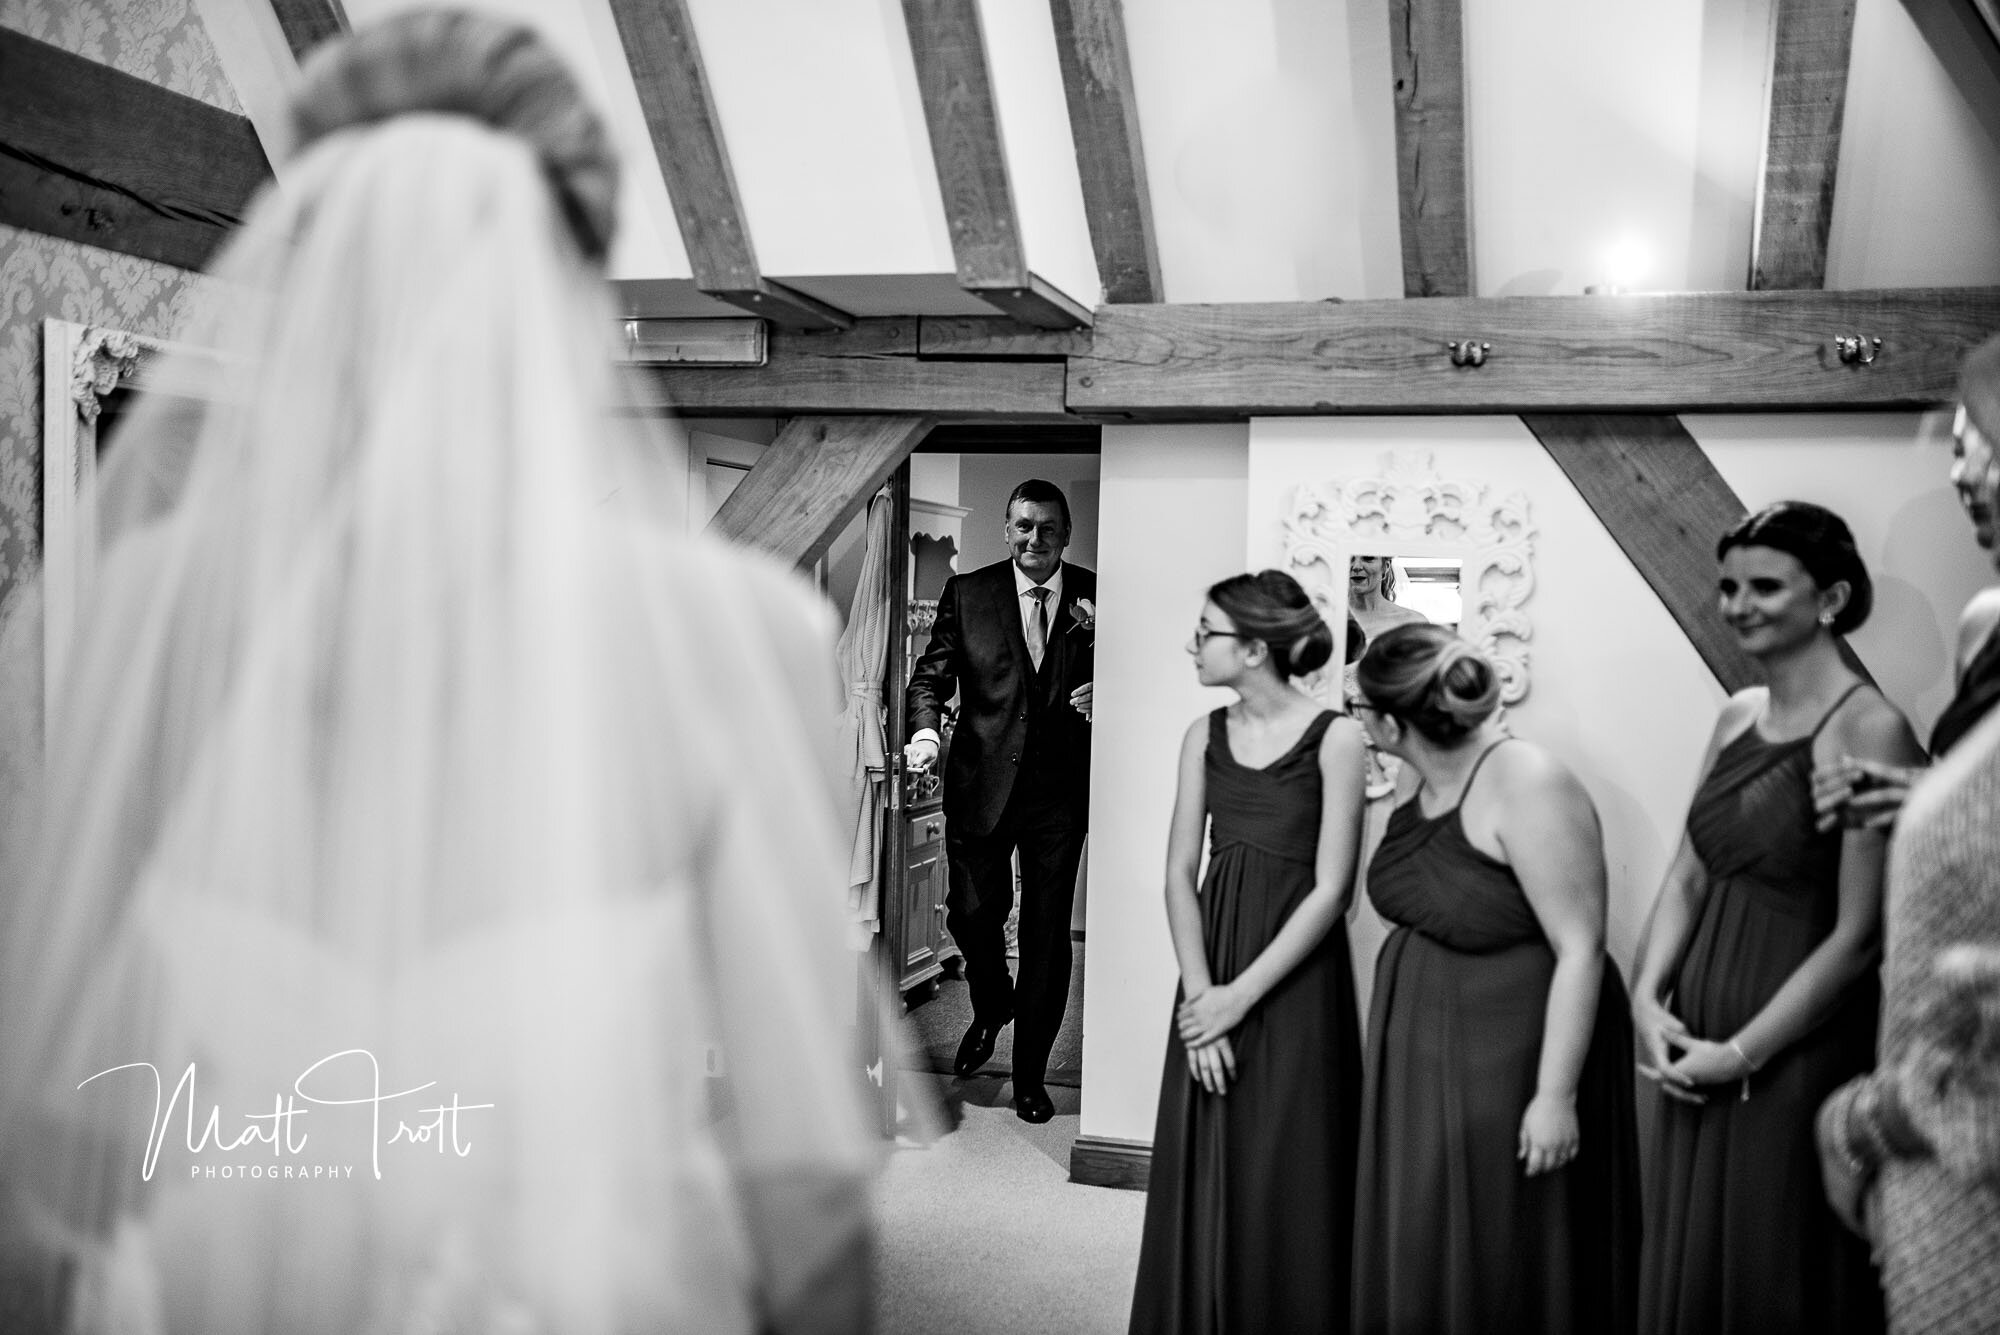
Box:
[1081,425,1249,1145]
[686,0,955,279]
[1080,414,1991,1148]
[1465,0,1761,294]
[911,452,962,510]
[1827,0,2000,288]
[979,0,1100,306]
[1460,0,2000,295]
[1123,0,1390,301]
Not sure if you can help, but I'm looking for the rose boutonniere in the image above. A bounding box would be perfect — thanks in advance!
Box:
[1069,597,1096,637]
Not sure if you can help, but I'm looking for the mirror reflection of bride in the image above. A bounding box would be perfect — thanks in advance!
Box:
[1344,555,1430,789]
[1347,554,1430,646]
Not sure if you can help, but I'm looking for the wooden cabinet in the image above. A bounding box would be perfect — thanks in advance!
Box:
[898,799,955,995]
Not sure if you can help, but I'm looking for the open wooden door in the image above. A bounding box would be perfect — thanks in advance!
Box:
[865,463,913,1133]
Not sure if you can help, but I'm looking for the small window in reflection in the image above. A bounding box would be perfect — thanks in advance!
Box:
[1347,553,1460,648]
[1394,558,1461,631]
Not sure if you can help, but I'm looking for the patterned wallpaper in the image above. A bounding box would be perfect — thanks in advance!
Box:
[0,0,241,112]
[0,1,236,614]
[0,228,212,613]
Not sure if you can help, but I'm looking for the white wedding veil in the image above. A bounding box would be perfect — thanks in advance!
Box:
[0,13,872,1333]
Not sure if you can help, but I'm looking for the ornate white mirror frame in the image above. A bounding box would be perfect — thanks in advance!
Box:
[1279,449,1539,704]
[41,319,220,733]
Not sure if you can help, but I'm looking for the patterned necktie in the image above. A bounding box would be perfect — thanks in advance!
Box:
[1026,587,1050,670]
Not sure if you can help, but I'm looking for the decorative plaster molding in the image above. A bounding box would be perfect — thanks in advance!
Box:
[1281,450,1537,703]
[69,328,145,422]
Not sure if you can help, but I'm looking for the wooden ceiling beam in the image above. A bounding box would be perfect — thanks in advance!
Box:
[1899,1,2000,151]
[0,28,271,270]
[1751,0,1859,290]
[706,415,936,568]
[1048,0,1161,303]
[1068,288,2000,416]
[918,316,1091,358]
[624,288,1999,419]
[1388,0,1473,297]
[1525,414,1760,692]
[901,0,1091,329]
[631,320,1073,418]
[269,0,348,62]
[608,0,853,332]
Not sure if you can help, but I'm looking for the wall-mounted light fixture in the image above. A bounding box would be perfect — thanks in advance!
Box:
[1586,236,1652,296]
[620,318,768,366]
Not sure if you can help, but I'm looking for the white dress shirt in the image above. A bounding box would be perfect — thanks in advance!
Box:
[911,563,1063,752]
[1013,562,1064,651]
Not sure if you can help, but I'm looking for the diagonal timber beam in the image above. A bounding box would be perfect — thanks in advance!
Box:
[1527,413,1877,693]
[0,28,271,269]
[1899,0,2000,152]
[902,0,1091,329]
[1525,414,1761,692]
[1751,0,1859,290]
[706,415,937,568]
[1388,0,1473,297]
[608,0,853,332]
[1048,0,1161,303]
[269,0,348,62]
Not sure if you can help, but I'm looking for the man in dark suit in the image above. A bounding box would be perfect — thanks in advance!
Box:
[904,479,1093,1124]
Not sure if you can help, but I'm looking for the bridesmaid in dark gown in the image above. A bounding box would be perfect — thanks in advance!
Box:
[1129,572,1368,1335]
[1350,624,1640,1334]
[1632,502,1923,1334]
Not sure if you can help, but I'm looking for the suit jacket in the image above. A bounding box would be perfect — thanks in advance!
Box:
[907,559,1094,837]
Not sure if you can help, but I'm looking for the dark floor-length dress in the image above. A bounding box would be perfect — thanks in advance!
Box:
[1129,708,1362,1335]
[1352,742,1640,1335]
[1639,705,1886,1335]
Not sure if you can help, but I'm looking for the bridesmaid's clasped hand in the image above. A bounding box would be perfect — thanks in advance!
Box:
[1178,984,1246,1095]
[1177,981,1249,1049]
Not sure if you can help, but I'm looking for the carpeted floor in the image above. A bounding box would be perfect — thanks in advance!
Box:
[876,1073,1144,1335]
[899,945,1085,1087]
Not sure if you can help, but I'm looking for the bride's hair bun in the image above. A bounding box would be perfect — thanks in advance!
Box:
[1355,624,1500,743]
[291,10,619,262]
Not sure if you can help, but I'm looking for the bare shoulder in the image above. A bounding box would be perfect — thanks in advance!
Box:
[1957,587,2000,666]
[1468,739,1601,867]
[1821,683,1921,764]
[1490,737,1591,808]
[1318,710,1368,758]
[1712,687,1766,747]
[1180,713,1210,759]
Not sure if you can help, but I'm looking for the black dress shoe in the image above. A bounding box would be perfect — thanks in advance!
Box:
[1012,1082,1055,1124]
[953,1018,1008,1078]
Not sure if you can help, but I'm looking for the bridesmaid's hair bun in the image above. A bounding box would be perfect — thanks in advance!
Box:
[1206,571,1334,680]
[291,10,619,263]
[1716,501,1873,635]
[1356,624,1501,743]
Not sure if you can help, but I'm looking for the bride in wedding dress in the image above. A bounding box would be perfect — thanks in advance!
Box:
[0,12,873,1333]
